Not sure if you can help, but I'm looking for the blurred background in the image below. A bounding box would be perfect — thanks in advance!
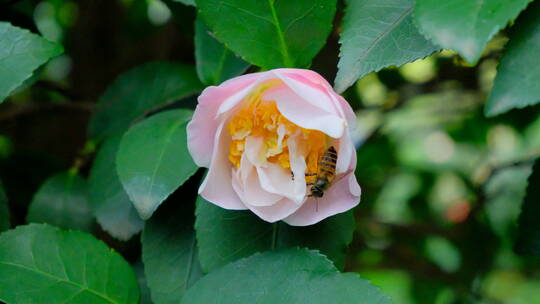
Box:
[0,0,539,303]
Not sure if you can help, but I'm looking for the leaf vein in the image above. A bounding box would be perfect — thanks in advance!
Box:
[0,261,120,304]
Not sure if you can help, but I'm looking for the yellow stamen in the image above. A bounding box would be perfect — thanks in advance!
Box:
[227,81,328,178]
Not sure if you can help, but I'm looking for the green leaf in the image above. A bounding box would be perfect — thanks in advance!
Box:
[88,136,144,241]
[134,261,153,304]
[195,197,355,272]
[274,214,355,269]
[515,159,540,255]
[116,110,197,220]
[195,0,337,69]
[0,224,139,304]
[414,0,531,63]
[485,1,540,116]
[0,181,9,232]
[89,62,203,140]
[181,248,391,304]
[26,172,93,232]
[142,199,203,304]
[334,0,439,93]
[172,0,195,6]
[0,22,63,103]
[195,18,250,85]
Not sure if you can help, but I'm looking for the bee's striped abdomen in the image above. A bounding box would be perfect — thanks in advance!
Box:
[308,146,338,198]
[318,146,337,180]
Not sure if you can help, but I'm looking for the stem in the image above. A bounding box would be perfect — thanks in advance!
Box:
[271,222,279,250]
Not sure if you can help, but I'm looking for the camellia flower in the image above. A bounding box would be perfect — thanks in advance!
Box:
[187,69,360,226]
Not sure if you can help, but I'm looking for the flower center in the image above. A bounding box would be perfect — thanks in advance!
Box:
[227,82,328,181]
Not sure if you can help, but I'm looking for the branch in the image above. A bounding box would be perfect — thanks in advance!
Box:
[34,80,80,100]
[3,0,24,6]
[477,153,540,186]
[0,102,94,122]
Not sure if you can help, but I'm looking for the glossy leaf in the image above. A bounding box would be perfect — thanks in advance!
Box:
[195,197,355,272]
[134,261,153,304]
[485,1,540,116]
[334,0,438,93]
[515,159,540,255]
[27,172,93,232]
[88,136,144,241]
[414,0,531,63]
[116,110,197,220]
[89,62,203,139]
[0,22,63,103]
[195,0,337,69]
[0,224,139,304]
[182,248,391,304]
[0,182,9,232]
[172,0,195,6]
[142,199,203,304]
[195,18,249,85]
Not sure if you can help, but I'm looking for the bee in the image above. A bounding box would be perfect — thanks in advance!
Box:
[305,146,338,198]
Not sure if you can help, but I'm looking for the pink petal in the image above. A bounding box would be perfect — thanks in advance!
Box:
[284,172,361,226]
[274,69,357,123]
[216,71,283,117]
[199,122,246,210]
[334,128,355,175]
[191,68,361,225]
[272,70,340,116]
[263,85,346,138]
[276,68,333,88]
[187,73,261,167]
[331,93,357,128]
[246,197,303,223]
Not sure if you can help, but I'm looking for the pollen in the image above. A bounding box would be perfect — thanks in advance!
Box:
[227,81,328,179]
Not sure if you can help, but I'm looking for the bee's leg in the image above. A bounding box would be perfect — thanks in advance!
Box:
[291,171,295,180]
[306,183,314,198]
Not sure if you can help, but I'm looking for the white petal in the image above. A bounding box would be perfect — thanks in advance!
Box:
[233,161,283,207]
[244,136,266,167]
[288,135,309,203]
[255,135,307,205]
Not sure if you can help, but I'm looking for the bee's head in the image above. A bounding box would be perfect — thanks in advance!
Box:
[310,186,324,198]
